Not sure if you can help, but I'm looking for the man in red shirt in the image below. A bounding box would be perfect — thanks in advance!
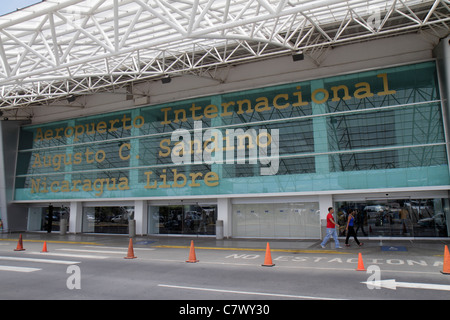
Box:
[320,207,342,249]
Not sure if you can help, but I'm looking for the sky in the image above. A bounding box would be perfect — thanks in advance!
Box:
[0,0,43,16]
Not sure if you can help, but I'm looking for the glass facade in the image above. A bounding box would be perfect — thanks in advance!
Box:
[148,204,217,235]
[335,198,450,238]
[14,61,448,201]
[82,206,134,234]
[12,61,450,237]
[27,206,70,232]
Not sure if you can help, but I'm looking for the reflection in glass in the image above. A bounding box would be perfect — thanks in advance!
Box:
[82,206,134,234]
[335,198,450,237]
[148,204,217,235]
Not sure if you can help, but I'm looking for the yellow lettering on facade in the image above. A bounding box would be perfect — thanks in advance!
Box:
[254,97,270,112]
[204,104,218,119]
[204,171,219,187]
[119,143,131,160]
[331,85,351,102]
[159,139,171,157]
[273,93,290,110]
[292,86,309,107]
[220,101,234,117]
[144,171,157,189]
[377,73,397,96]
[236,99,253,114]
[190,103,203,120]
[172,169,187,188]
[312,88,329,104]
[173,109,187,123]
[354,82,374,99]
[27,71,401,199]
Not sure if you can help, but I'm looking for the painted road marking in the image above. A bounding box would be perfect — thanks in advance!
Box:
[0,238,100,245]
[28,252,108,259]
[225,253,444,268]
[83,246,155,251]
[56,248,128,254]
[153,245,347,254]
[158,284,346,300]
[0,256,80,265]
[0,265,42,273]
[362,279,450,291]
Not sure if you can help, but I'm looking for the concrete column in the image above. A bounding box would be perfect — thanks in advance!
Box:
[217,198,231,238]
[433,36,450,237]
[0,120,28,232]
[433,36,450,174]
[69,201,83,233]
[134,200,147,235]
[311,79,330,174]
[319,194,333,238]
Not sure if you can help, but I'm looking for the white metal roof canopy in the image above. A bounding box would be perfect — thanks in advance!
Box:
[0,0,448,115]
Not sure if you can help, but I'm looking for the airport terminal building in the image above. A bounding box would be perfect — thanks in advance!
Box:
[0,1,449,240]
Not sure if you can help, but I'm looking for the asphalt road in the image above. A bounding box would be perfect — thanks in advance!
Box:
[1,236,449,306]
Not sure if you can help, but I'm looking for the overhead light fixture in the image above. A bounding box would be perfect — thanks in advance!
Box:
[292,52,304,61]
[67,95,76,102]
[161,75,171,84]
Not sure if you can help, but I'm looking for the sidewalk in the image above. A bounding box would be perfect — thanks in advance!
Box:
[1,231,449,257]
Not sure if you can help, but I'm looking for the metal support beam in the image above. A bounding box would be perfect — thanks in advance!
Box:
[0,0,447,109]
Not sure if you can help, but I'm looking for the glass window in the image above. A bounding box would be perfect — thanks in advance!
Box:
[327,102,446,172]
[329,145,448,172]
[335,198,450,238]
[148,204,217,235]
[14,61,448,201]
[82,206,134,234]
[27,206,70,232]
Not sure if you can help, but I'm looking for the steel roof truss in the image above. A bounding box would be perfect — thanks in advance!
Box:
[0,0,448,111]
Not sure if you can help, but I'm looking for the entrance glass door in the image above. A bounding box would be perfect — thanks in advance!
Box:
[335,198,450,238]
[148,204,217,235]
[27,206,70,232]
[82,206,134,234]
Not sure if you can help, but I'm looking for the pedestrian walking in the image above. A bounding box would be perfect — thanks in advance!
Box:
[345,210,363,247]
[320,207,342,249]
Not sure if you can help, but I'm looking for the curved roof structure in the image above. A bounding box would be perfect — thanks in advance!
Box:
[0,0,448,112]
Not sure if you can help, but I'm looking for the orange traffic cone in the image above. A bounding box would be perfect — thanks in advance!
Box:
[261,242,275,267]
[186,240,199,263]
[14,234,25,251]
[41,241,48,253]
[356,252,365,271]
[124,238,137,259]
[441,245,450,275]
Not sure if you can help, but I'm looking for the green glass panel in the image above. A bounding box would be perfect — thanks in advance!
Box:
[14,61,448,201]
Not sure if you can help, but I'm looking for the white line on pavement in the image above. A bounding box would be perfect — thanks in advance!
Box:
[158,284,346,300]
[0,265,42,272]
[82,246,155,251]
[27,252,108,259]
[56,248,127,254]
[0,256,80,265]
